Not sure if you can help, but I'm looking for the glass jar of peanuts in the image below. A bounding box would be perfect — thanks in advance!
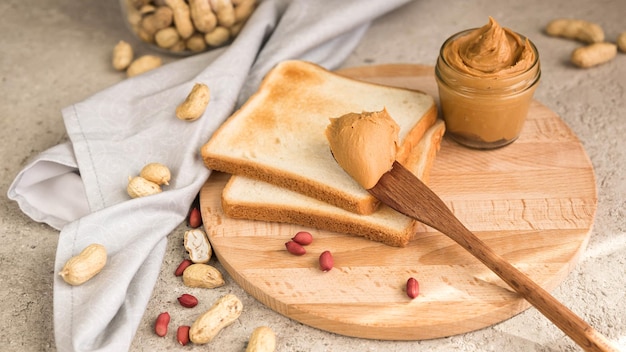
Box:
[120,0,257,55]
[435,17,541,149]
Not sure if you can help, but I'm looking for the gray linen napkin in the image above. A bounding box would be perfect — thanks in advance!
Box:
[8,0,413,350]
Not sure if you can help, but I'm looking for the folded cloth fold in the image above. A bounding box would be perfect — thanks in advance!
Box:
[7,0,412,350]
[8,142,89,230]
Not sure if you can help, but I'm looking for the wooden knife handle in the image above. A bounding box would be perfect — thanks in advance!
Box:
[371,162,618,351]
[448,220,618,352]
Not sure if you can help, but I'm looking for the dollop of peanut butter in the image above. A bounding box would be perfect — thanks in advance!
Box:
[443,17,535,78]
[325,109,399,189]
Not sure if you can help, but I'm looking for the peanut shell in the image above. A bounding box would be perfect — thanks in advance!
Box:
[139,162,171,186]
[175,83,210,121]
[59,244,107,285]
[190,294,243,344]
[184,228,212,263]
[245,326,276,352]
[182,263,225,288]
[127,176,162,198]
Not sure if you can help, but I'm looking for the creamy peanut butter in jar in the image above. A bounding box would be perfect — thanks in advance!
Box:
[435,17,541,149]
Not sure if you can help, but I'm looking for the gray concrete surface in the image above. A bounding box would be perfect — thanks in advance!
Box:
[1,0,625,351]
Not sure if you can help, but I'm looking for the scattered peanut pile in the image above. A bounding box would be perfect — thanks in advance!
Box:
[161,205,278,349]
[59,135,420,349]
[59,141,420,349]
[127,162,171,198]
[545,18,626,68]
[112,0,257,78]
[283,230,418,295]
[56,191,421,348]
[123,0,256,54]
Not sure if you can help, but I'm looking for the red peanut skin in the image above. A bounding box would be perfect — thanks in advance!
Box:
[285,241,306,255]
[175,259,193,276]
[177,325,191,346]
[406,277,419,299]
[188,207,203,228]
[155,312,170,337]
[292,231,313,245]
[319,251,334,271]
[178,293,199,308]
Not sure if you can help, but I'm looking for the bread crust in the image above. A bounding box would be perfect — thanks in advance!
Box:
[221,120,446,247]
[222,189,419,247]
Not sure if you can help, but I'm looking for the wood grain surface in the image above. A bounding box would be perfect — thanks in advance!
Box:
[199,64,597,340]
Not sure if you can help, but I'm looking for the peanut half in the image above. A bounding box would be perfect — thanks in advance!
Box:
[245,326,276,352]
[176,83,210,121]
[190,293,243,344]
[59,244,107,285]
[184,228,212,263]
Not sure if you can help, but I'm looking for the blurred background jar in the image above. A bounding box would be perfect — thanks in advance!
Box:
[120,0,257,55]
[435,19,541,150]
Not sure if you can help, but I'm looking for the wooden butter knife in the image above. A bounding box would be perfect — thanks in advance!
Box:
[368,161,618,352]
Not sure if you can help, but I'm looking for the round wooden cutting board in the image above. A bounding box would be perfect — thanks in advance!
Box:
[199,64,597,340]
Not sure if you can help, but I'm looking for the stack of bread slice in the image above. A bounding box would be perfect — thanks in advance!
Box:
[201,60,445,247]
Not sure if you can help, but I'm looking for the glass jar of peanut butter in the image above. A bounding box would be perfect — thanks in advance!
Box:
[435,17,541,149]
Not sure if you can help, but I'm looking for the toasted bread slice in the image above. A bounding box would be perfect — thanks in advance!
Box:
[221,120,446,247]
[201,60,437,215]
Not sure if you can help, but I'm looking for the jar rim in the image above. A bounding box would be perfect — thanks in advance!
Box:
[437,27,540,82]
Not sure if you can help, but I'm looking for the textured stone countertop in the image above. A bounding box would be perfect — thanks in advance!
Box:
[1,0,624,351]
